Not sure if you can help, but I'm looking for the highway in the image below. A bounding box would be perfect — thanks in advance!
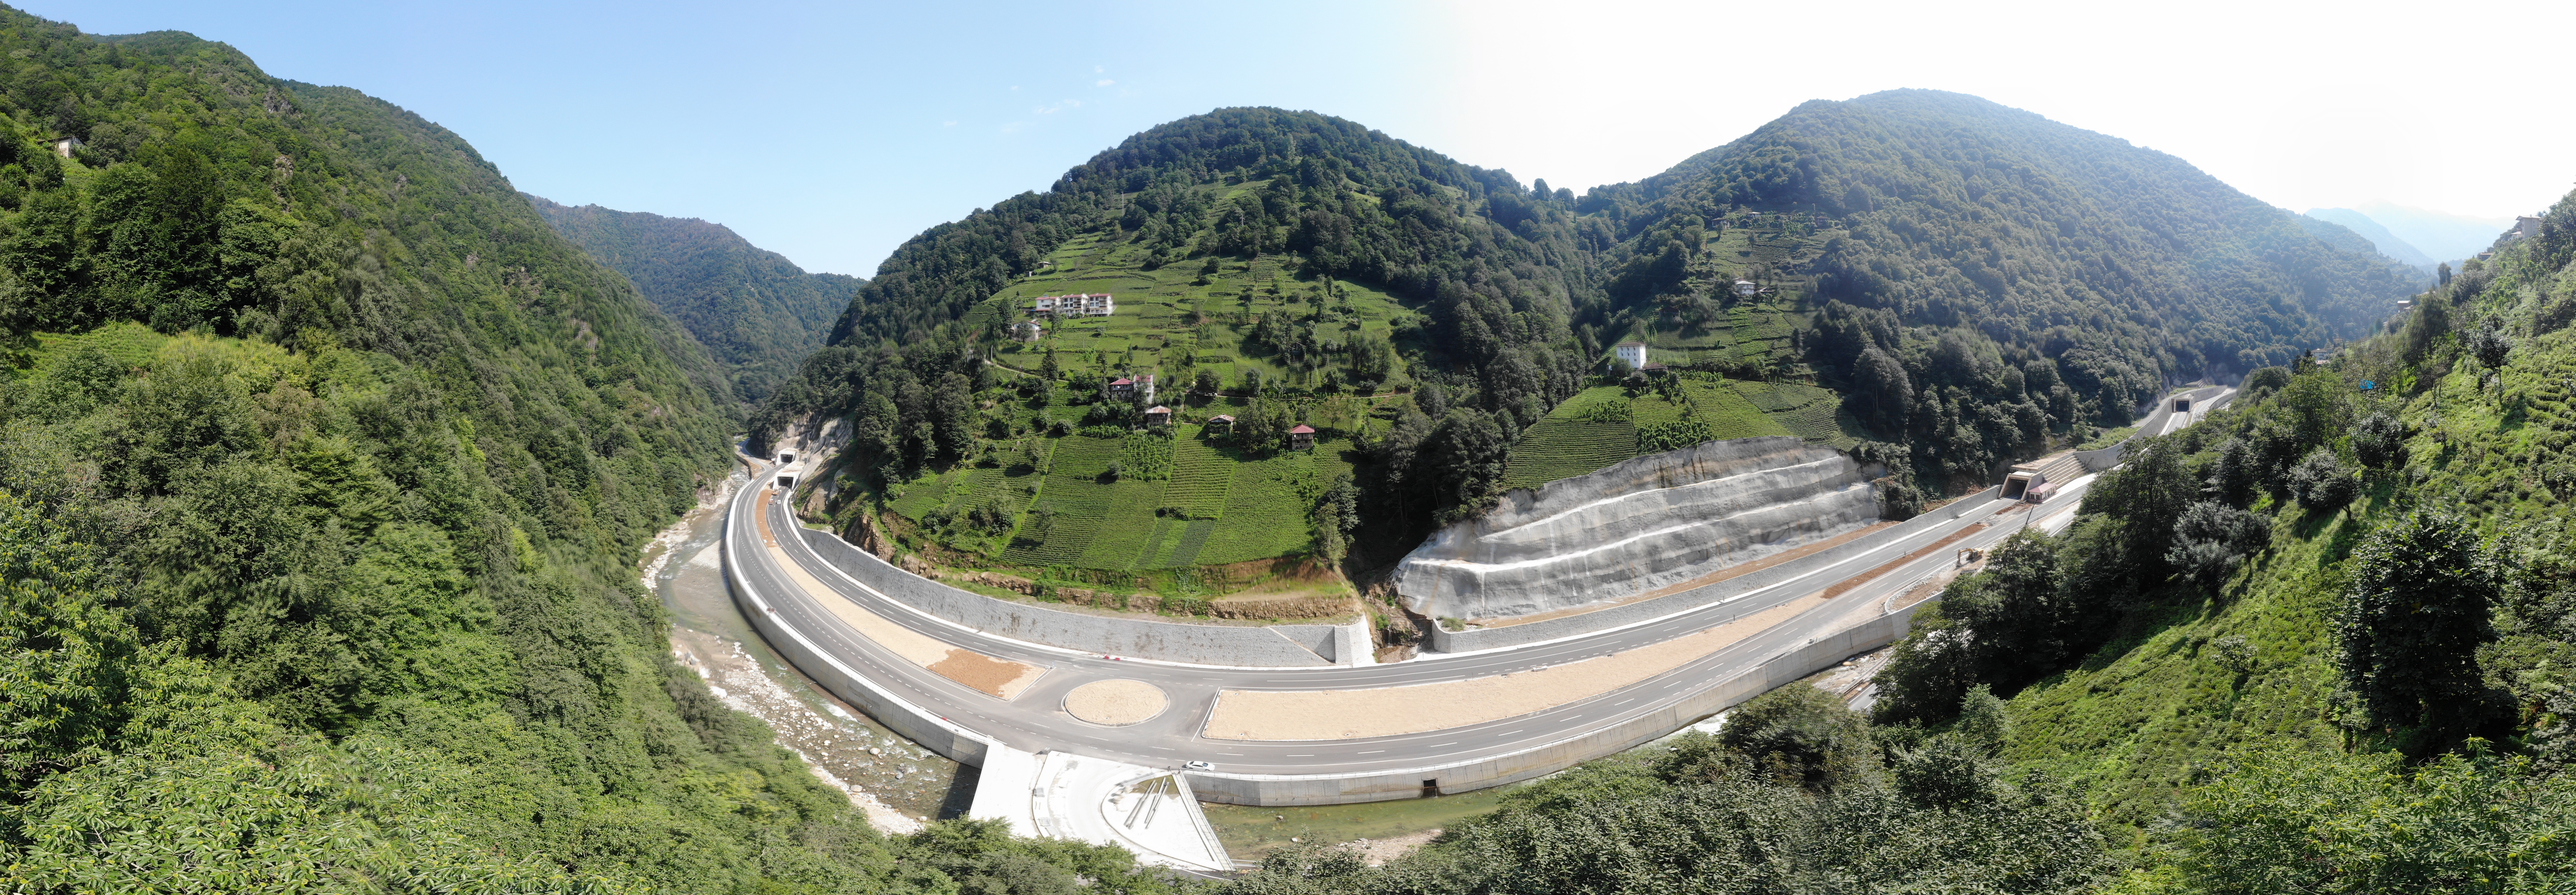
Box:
[726,456,2104,778]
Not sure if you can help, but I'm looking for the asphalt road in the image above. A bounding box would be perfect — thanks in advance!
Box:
[728,466,2104,775]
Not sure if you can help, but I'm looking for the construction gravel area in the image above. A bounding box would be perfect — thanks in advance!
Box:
[761,490,1046,700]
[1203,592,1833,740]
[1064,679,1168,725]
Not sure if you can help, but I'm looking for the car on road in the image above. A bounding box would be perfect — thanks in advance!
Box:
[1184,761,1215,772]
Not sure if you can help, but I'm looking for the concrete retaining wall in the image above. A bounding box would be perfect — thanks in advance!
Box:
[1397,438,1880,621]
[796,528,1342,668]
[727,540,995,768]
[1423,485,2000,654]
[1190,599,1932,806]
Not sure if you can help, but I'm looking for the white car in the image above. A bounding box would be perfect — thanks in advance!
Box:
[1183,761,1215,772]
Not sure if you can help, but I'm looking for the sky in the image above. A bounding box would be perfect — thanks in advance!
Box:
[26,0,2576,276]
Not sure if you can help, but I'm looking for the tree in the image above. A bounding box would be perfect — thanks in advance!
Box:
[1719,685,1878,792]
[2336,511,2498,735]
[2467,320,2515,393]
[2205,437,2263,507]
[1953,684,2012,755]
[2166,500,2272,591]
[1040,346,1060,381]
[2351,411,2407,474]
[2288,448,2357,514]
[1851,346,1914,434]
[1311,474,1358,565]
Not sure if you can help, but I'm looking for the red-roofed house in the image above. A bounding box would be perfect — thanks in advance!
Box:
[1106,373,1156,403]
[1288,424,1316,451]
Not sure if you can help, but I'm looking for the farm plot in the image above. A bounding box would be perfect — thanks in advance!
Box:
[1165,431,1236,518]
[1195,448,1327,566]
[1501,387,1638,490]
[1001,437,1122,565]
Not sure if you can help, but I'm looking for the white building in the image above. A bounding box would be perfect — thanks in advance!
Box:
[1030,293,1116,317]
[1613,340,1649,371]
[1012,320,1044,342]
[47,136,81,158]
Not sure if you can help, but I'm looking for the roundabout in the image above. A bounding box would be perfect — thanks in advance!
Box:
[1064,679,1169,726]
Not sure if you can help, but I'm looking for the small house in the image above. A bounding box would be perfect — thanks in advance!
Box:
[47,135,80,158]
[1208,414,1235,433]
[1144,405,1171,426]
[2521,216,2546,241]
[1106,374,1154,403]
[1288,424,1316,451]
[1011,320,1044,342]
[1732,279,1759,297]
[1613,340,1649,371]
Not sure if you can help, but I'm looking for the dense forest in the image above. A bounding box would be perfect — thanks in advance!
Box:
[532,195,860,405]
[0,10,1167,892]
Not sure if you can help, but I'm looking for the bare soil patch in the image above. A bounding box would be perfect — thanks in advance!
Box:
[1204,593,1833,740]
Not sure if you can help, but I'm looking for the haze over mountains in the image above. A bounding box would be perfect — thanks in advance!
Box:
[2306,203,2518,268]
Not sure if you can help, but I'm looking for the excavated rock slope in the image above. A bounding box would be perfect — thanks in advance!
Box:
[1395,437,1879,622]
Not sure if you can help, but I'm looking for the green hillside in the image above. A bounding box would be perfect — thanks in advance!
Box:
[0,10,1164,892]
[1581,89,2426,489]
[1212,188,2576,895]
[532,195,862,404]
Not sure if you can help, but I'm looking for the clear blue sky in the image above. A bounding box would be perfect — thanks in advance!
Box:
[27,1,2576,276]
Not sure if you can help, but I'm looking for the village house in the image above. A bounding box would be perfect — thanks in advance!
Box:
[1288,424,1316,451]
[47,135,80,158]
[1011,320,1044,342]
[1107,373,1156,403]
[1144,405,1171,426]
[1207,414,1235,434]
[1033,293,1116,317]
[1612,339,1664,374]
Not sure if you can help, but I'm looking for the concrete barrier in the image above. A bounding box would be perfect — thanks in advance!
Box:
[727,534,995,768]
[1189,599,1932,806]
[1423,486,2000,654]
[796,528,1343,667]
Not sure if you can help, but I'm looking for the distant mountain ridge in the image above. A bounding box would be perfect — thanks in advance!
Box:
[2354,201,2516,264]
[2305,207,2436,268]
[531,195,860,403]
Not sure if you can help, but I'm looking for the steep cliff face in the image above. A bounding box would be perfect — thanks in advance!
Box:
[1395,437,1879,621]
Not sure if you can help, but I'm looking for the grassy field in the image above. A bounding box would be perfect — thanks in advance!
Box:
[1499,377,1855,491]
[894,424,1346,574]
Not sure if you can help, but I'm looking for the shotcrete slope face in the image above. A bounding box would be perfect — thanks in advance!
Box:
[1395,437,1879,621]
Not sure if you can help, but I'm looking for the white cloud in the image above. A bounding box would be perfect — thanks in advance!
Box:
[942,120,956,127]
[1096,78,1114,87]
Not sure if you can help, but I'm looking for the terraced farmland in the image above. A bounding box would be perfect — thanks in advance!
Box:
[1166,431,1236,518]
[1500,379,1803,492]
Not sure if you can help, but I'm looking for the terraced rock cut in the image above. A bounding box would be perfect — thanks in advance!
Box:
[1397,437,1881,622]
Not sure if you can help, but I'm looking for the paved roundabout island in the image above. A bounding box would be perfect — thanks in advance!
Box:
[1065,679,1168,726]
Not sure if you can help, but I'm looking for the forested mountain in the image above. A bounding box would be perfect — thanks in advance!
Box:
[758,107,1615,578]
[0,9,1151,891]
[763,94,2426,576]
[532,195,860,404]
[1577,89,2424,487]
